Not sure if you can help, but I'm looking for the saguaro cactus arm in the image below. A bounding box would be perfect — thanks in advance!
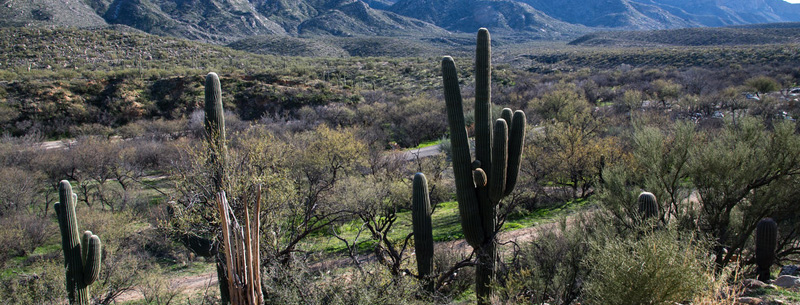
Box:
[504,111,526,196]
[442,56,485,247]
[488,119,508,204]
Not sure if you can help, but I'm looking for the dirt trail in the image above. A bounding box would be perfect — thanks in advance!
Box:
[115,272,217,303]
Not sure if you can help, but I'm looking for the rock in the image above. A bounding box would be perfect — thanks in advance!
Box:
[772,275,800,289]
[743,279,768,289]
[780,265,800,276]
[737,297,763,305]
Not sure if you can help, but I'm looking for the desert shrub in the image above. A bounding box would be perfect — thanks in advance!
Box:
[69,123,114,137]
[497,215,601,305]
[583,229,713,305]
[0,258,66,305]
[261,261,423,305]
[431,243,476,302]
[0,167,45,216]
[137,264,182,305]
[0,214,54,266]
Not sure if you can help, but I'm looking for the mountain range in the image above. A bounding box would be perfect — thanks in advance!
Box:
[2,0,800,44]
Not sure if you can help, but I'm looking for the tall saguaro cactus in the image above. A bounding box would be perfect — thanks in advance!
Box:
[205,72,227,192]
[442,28,526,304]
[755,218,778,282]
[55,180,102,305]
[204,71,233,304]
[412,173,434,292]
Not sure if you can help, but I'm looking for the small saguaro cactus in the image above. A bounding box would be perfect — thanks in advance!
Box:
[412,173,434,292]
[442,28,526,304]
[637,191,659,220]
[54,180,101,305]
[755,218,778,282]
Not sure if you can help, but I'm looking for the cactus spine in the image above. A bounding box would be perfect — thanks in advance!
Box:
[54,180,101,305]
[442,28,526,304]
[755,218,777,282]
[412,173,434,292]
[637,192,659,220]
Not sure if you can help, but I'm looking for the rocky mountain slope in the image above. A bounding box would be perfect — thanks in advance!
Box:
[1,0,800,44]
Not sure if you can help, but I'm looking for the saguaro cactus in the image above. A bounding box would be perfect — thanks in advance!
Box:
[204,71,235,304]
[54,180,101,305]
[755,218,778,282]
[637,191,659,220]
[442,28,526,304]
[412,173,434,292]
[205,72,227,191]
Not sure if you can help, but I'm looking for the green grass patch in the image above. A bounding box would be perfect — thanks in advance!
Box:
[301,200,463,253]
[31,243,61,256]
[164,260,215,276]
[501,198,589,231]
[303,198,592,254]
[407,139,442,150]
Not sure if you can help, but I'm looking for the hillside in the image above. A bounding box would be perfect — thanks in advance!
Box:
[388,0,587,37]
[3,0,800,45]
[569,23,800,46]
[519,0,697,29]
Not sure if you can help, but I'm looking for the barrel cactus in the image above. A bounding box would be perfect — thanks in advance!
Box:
[442,28,526,304]
[412,173,434,292]
[637,191,659,220]
[755,218,778,282]
[54,180,101,305]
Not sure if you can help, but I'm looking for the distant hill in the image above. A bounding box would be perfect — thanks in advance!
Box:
[0,0,107,28]
[519,0,697,29]
[569,23,800,46]
[2,0,800,45]
[521,0,800,29]
[227,34,473,57]
[388,0,587,37]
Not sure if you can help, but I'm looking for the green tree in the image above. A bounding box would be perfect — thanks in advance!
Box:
[689,118,800,267]
[652,79,682,108]
[746,76,779,98]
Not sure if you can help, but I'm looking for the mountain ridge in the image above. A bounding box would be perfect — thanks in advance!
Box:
[2,0,800,44]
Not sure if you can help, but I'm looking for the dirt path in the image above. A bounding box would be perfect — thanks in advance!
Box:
[115,272,218,303]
